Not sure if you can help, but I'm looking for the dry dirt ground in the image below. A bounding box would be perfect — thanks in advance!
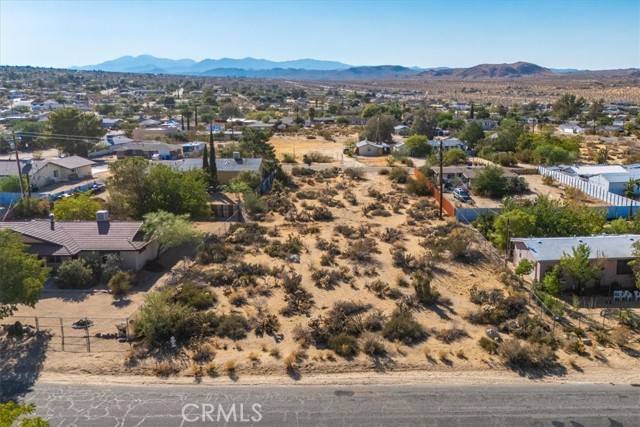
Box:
[9,169,639,384]
[269,134,353,163]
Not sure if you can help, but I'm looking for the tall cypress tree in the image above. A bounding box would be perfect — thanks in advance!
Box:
[202,144,209,170]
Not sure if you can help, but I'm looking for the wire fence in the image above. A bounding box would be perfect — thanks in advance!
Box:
[1,315,131,353]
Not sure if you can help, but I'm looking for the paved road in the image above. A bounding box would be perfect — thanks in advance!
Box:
[23,382,640,426]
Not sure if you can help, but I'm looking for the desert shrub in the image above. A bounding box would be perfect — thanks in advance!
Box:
[364,310,387,331]
[344,167,365,180]
[243,192,266,217]
[382,309,426,345]
[197,234,229,264]
[406,172,432,196]
[564,337,586,355]
[153,360,180,377]
[380,227,403,243]
[478,336,499,354]
[296,189,321,200]
[467,293,526,325]
[56,258,94,289]
[101,253,123,283]
[469,287,504,305]
[515,259,534,276]
[280,271,315,316]
[317,167,341,179]
[108,271,133,298]
[311,266,352,289]
[389,166,409,183]
[366,279,391,299]
[311,206,333,221]
[363,201,391,217]
[593,329,612,346]
[362,335,387,357]
[174,282,217,310]
[265,235,303,259]
[434,327,469,344]
[413,273,440,306]
[498,339,555,369]
[291,166,316,177]
[303,151,333,164]
[345,238,380,263]
[226,223,268,246]
[441,227,474,260]
[334,224,358,238]
[192,343,216,363]
[227,290,247,306]
[343,190,358,205]
[611,326,631,347]
[253,309,281,337]
[134,290,197,346]
[216,313,250,340]
[282,153,297,163]
[509,315,558,348]
[328,333,359,358]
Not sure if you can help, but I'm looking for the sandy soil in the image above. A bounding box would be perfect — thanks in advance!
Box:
[6,169,640,383]
[269,134,353,163]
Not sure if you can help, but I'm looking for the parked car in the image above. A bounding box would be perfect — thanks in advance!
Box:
[90,183,106,194]
[453,187,471,202]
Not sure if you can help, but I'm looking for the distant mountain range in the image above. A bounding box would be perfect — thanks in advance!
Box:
[73,55,639,80]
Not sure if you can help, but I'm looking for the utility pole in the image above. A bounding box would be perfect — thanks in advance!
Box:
[505,217,511,268]
[439,138,443,219]
[12,132,25,197]
[194,103,199,130]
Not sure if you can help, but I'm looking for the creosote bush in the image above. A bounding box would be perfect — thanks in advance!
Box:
[382,309,426,345]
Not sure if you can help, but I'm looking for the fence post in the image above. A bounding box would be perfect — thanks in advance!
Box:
[59,318,65,351]
[35,316,39,332]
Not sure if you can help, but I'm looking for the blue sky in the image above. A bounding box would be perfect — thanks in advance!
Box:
[1,0,638,70]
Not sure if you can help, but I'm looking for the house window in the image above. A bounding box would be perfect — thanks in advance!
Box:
[53,170,59,178]
[616,259,633,275]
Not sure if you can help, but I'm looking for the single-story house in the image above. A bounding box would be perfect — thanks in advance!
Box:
[0,211,158,270]
[114,141,183,160]
[154,153,263,184]
[0,156,95,190]
[589,172,640,196]
[511,234,640,289]
[429,137,466,152]
[181,142,206,156]
[559,123,585,134]
[356,139,391,156]
[131,125,179,140]
[101,118,122,129]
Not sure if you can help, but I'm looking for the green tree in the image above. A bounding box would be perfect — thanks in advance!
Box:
[515,259,534,276]
[443,148,468,165]
[0,230,49,318]
[404,134,431,157]
[107,157,149,218]
[362,114,395,143]
[45,107,105,156]
[0,402,49,427]
[202,144,209,170]
[53,193,102,220]
[557,243,601,294]
[472,166,508,198]
[458,121,485,149]
[587,99,605,132]
[411,108,437,138]
[56,258,94,289]
[553,93,586,121]
[491,209,536,249]
[628,240,640,290]
[142,210,201,252]
[361,104,387,118]
[141,165,210,218]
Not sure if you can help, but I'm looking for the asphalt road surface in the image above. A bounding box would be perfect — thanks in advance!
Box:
[24,382,640,427]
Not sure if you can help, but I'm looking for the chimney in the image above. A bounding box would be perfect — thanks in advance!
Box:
[96,210,110,223]
[49,213,55,231]
[232,151,242,162]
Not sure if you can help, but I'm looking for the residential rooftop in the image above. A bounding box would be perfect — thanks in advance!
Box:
[512,234,640,262]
